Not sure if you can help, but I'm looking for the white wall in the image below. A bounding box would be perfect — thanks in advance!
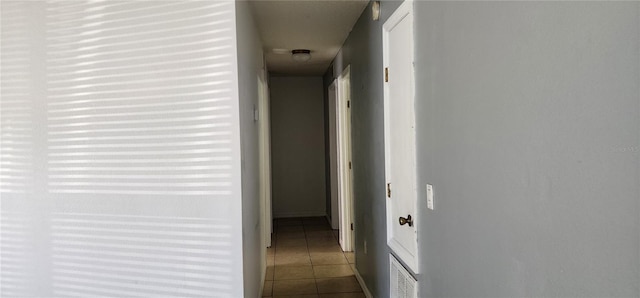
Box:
[0,1,245,296]
[270,77,327,218]
[234,1,265,297]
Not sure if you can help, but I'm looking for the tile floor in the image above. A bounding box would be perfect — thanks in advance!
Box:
[263,217,363,298]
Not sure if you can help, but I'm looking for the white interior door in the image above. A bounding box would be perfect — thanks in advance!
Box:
[383,0,419,273]
[337,66,354,252]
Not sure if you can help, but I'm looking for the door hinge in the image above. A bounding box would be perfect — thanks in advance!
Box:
[350,223,354,231]
[387,183,391,198]
[349,161,352,169]
[385,67,389,82]
[347,101,350,108]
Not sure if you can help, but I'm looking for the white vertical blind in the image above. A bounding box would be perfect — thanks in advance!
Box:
[1,1,243,296]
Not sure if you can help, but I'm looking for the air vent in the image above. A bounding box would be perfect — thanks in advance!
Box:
[390,254,417,298]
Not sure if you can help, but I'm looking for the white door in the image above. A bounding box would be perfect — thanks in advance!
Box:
[383,0,419,273]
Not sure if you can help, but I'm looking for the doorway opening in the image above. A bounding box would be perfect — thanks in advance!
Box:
[329,65,355,252]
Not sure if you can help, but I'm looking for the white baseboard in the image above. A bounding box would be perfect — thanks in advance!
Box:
[273,211,326,218]
[353,265,373,298]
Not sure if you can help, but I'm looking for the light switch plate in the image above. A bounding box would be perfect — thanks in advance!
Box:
[426,184,434,210]
[253,105,259,122]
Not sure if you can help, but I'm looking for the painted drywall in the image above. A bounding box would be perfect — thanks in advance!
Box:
[235,1,265,297]
[324,1,401,296]
[0,1,245,296]
[326,1,639,297]
[414,2,639,297]
[270,76,327,218]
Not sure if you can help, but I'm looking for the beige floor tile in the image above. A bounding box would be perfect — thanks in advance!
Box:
[315,277,362,294]
[302,217,328,225]
[276,219,304,226]
[263,280,273,297]
[274,265,315,280]
[313,265,354,278]
[307,235,337,242]
[266,266,274,280]
[272,279,318,296]
[307,238,340,249]
[306,231,336,238]
[275,253,312,266]
[268,247,276,256]
[267,255,275,266]
[277,238,308,247]
[273,295,319,298]
[278,225,305,233]
[276,231,307,240]
[306,233,337,240]
[344,252,355,264]
[310,252,348,265]
[304,224,331,232]
[318,293,365,298]
[308,244,343,254]
[277,245,309,255]
[308,246,342,254]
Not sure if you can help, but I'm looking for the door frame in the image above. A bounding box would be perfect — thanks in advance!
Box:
[258,70,272,249]
[328,80,340,230]
[336,65,354,252]
[382,0,419,273]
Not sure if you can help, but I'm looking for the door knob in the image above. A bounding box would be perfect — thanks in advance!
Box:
[398,215,413,227]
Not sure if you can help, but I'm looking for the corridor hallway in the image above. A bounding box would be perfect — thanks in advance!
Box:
[263,217,362,297]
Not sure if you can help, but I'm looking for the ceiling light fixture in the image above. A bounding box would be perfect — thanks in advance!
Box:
[372,1,380,21]
[291,49,311,62]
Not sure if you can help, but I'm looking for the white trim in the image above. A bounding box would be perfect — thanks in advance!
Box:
[337,65,354,252]
[382,0,419,273]
[328,80,340,230]
[258,65,272,249]
[354,265,373,298]
[258,57,271,298]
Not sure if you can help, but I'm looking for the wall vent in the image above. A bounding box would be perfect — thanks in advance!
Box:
[390,254,417,298]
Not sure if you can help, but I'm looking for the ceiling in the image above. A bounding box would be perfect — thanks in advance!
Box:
[249,0,369,76]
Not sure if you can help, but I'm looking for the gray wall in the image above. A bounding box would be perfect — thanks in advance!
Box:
[324,1,401,296]
[270,76,327,218]
[326,1,639,297]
